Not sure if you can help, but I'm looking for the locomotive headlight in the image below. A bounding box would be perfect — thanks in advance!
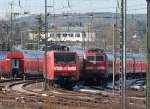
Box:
[68,67,76,70]
[54,67,63,70]
[97,66,105,70]
[85,67,94,70]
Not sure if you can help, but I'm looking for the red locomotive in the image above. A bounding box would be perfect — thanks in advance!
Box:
[82,48,108,83]
[0,47,147,86]
[82,48,147,83]
[43,51,80,84]
[0,49,80,85]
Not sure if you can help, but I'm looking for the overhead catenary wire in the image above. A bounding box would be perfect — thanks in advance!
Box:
[8,0,146,15]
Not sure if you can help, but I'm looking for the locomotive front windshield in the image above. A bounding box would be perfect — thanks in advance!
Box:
[55,54,75,64]
[96,56,104,61]
[87,56,95,61]
[87,55,104,62]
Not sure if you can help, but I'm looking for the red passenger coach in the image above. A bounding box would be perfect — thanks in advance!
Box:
[43,51,80,84]
[106,52,147,79]
[6,50,44,78]
[82,48,108,82]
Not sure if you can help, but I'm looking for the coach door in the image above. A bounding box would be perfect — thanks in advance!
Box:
[11,59,21,78]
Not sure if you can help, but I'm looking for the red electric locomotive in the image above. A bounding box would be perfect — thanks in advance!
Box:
[43,51,80,84]
[82,48,108,83]
[82,48,147,84]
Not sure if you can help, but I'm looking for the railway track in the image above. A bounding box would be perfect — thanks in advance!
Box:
[6,80,108,108]
[0,79,146,109]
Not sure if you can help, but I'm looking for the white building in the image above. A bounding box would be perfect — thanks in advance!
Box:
[28,27,96,42]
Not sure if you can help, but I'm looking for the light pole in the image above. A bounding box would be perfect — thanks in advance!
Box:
[146,0,150,109]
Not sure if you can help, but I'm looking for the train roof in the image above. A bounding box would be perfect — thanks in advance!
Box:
[22,50,44,58]
[20,49,77,58]
[106,52,146,60]
[88,48,104,52]
[48,50,77,54]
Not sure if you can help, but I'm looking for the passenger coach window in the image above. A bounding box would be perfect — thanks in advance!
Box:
[87,56,95,61]
[96,56,104,61]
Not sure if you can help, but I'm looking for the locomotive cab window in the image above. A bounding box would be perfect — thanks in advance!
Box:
[55,55,65,63]
[87,55,104,62]
[96,56,104,61]
[55,54,75,64]
[66,55,75,64]
[87,56,95,61]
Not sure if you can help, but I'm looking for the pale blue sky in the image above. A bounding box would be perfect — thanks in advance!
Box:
[0,0,147,18]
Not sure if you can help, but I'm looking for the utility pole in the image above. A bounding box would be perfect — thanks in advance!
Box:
[113,24,116,94]
[35,14,42,80]
[20,31,23,49]
[44,0,48,91]
[120,0,127,109]
[87,23,90,49]
[82,31,86,51]
[113,5,119,93]
[89,15,95,48]
[9,1,14,80]
[36,14,42,50]
[146,0,150,109]
[10,1,13,49]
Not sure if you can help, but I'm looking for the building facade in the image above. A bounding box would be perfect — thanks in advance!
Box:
[28,27,96,43]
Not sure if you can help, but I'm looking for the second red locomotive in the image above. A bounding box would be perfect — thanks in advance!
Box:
[82,48,108,83]
[81,48,147,83]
